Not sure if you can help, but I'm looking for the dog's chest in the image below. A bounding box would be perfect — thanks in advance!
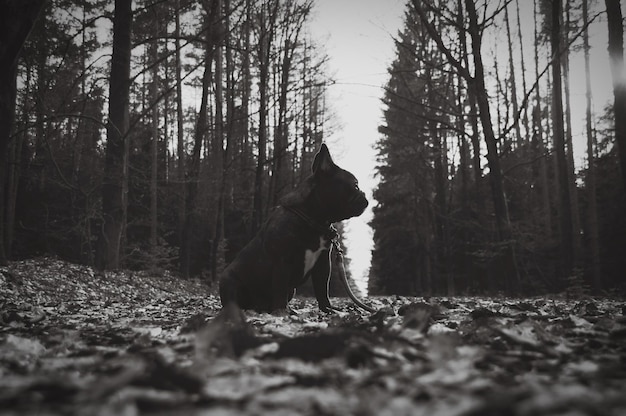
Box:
[303,236,329,276]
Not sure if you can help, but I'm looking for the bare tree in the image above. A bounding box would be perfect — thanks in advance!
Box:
[533,0,552,234]
[504,2,522,146]
[515,0,529,137]
[252,0,279,233]
[550,0,573,276]
[604,0,626,192]
[410,0,520,291]
[562,0,581,259]
[583,0,601,290]
[270,0,311,207]
[95,0,133,270]
[149,4,160,250]
[174,0,185,246]
[0,0,45,264]
[180,1,218,278]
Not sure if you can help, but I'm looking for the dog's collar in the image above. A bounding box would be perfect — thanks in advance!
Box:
[281,205,338,242]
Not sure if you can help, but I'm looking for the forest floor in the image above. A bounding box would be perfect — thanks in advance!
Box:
[1,257,625,416]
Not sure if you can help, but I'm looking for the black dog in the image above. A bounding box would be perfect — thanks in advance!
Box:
[219,144,369,313]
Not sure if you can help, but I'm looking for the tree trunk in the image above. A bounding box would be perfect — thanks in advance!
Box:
[457,82,469,208]
[241,0,252,210]
[550,0,574,277]
[180,6,216,278]
[465,0,520,292]
[272,37,294,207]
[457,0,481,204]
[175,0,185,246]
[211,0,225,282]
[583,0,601,291]
[465,1,508,240]
[95,0,132,271]
[5,104,26,258]
[0,0,45,265]
[533,0,552,234]
[604,0,626,193]
[223,0,235,210]
[150,8,159,250]
[562,0,581,260]
[467,86,482,202]
[504,3,522,147]
[253,1,278,233]
[515,0,529,138]
[271,3,309,206]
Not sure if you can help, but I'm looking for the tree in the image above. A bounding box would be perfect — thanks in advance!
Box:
[174,0,186,248]
[370,8,447,295]
[504,2,522,146]
[0,0,45,265]
[149,3,161,251]
[95,0,133,270]
[604,0,626,193]
[252,0,280,233]
[550,0,573,276]
[270,0,311,206]
[533,0,552,236]
[582,0,601,290]
[180,0,218,278]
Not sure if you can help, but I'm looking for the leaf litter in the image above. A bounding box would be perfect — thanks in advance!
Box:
[1,257,625,415]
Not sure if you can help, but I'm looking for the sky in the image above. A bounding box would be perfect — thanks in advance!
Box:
[308,0,406,293]
[307,0,621,294]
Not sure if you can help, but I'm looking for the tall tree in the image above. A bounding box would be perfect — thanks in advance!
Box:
[252,0,279,233]
[582,0,601,290]
[604,0,626,192]
[412,1,510,238]
[458,0,481,202]
[0,0,45,264]
[210,0,225,281]
[550,0,573,276]
[515,0,529,137]
[533,0,552,234]
[95,0,133,270]
[270,0,311,206]
[174,0,186,246]
[149,3,160,250]
[504,2,522,146]
[180,1,218,278]
[561,0,581,259]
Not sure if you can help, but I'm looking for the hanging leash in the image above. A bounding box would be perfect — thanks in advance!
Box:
[331,239,376,313]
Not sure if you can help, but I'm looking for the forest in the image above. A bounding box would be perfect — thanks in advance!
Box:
[369,0,626,297]
[2,1,626,415]
[0,0,347,284]
[0,0,625,297]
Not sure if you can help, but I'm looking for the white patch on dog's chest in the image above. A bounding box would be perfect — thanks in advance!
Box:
[303,236,328,276]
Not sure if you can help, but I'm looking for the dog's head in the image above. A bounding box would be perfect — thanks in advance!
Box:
[281,144,368,223]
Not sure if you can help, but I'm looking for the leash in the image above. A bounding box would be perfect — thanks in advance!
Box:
[331,240,376,313]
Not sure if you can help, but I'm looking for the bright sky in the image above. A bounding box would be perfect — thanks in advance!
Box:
[309,0,406,293]
[308,1,619,294]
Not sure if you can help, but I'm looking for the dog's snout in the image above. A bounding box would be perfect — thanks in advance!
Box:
[350,191,368,212]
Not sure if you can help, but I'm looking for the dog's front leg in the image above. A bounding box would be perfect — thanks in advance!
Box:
[269,259,296,312]
[311,249,337,313]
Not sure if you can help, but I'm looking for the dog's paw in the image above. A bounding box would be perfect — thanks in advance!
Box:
[319,304,342,314]
[287,306,301,316]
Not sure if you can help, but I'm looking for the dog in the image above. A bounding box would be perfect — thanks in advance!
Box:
[219,144,369,313]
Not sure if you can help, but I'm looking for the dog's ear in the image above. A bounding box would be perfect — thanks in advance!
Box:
[312,143,336,175]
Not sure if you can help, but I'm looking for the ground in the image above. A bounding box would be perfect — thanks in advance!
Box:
[1,258,625,415]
